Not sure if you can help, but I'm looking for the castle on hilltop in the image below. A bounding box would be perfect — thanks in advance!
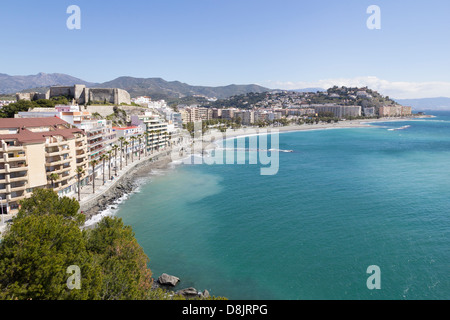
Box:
[16,84,131,105]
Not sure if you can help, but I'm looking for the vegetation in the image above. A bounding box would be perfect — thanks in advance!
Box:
[0,96,70,118]
[0,189,226,300]
[105,106,127,126]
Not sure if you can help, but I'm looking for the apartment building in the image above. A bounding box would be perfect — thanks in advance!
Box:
[313,105,362,118]
[0,118,88,213]
[221,108,236,121]
[16,105,117,166]
[112,125,145,158]
[379,106,412,117]
[363,107,376,117]
[179,106,212,123]
[131,113,169,152]
[286,108,316,116]
[234,110,255,125]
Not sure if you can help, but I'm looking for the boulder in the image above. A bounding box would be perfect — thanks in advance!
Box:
[157,273,180,287]
[201,290,210,299]
[177,287,200,298]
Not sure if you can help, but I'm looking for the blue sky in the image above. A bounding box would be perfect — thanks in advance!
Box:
[1,0,450,98]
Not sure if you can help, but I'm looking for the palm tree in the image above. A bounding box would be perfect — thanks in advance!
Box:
[137,134,143,160]
[150,130,156,154]
[118,137,126,170]
[112,145,119,176]
[143,132,149,157]
[90,159,99,194]
[48,173,59,189]
[107,150,113,180]
[155,130,161,151]
[164,132,168,148]
[75,167,85,201]
[130,136,136,162]
[123,141,130,166]
[100,154,107,185]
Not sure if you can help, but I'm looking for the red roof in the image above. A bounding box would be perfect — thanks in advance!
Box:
[0,118,84,144]
[112,126,139,130]
[0,117,67,128]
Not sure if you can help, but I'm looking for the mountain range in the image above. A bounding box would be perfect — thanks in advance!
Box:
[0,73,270,99]
[1,73,449,108]
[395,98,450,111]
[0,72,95,95]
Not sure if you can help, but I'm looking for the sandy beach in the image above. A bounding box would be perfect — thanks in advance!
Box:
[200,116,419,150]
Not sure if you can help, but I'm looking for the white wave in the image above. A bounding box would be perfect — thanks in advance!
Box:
[388,125,411,131]
[215,147,293,153]
[409,119,450,123]
[84,193,130,227]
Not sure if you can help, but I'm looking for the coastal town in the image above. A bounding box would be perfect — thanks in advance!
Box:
[0,84,416,227]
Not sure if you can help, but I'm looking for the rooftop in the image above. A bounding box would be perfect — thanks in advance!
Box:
[0,117,84,144]
[0,117,68,129]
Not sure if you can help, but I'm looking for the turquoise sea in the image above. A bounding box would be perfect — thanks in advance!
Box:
[115,112,450,300]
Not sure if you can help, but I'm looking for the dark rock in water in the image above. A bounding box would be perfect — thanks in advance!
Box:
[177,287,200,298]
[201,289,210,299]
[157,273,180,287]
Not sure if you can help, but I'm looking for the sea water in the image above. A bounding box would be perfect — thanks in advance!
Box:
[116,112,450,300]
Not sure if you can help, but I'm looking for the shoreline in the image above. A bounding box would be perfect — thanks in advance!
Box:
[81,115,423,224]
[1,115,429,238]
[81,153,175,224]
[203,116,421,148]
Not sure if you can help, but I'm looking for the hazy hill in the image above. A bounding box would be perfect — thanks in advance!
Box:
[0,73,271,99]
[395,97,450,110]
[95,76,270,99]
[293,87,326,93]
[0,72,96,94]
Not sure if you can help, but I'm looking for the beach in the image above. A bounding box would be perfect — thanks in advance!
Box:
[0,116,420,237]
[79,116,421,225]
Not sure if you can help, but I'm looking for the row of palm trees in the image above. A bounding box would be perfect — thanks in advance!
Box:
[72,130,172,201]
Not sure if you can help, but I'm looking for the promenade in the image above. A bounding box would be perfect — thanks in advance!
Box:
[78,149,168,210]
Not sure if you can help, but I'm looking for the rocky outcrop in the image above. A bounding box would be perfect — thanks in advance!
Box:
[82,179,136,221]
[157,273,180,287]
[176,288,211,299]
[152,273,212,299]
[176,287,199,298]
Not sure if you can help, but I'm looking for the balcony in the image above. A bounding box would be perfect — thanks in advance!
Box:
[46,149,70,157]
[53,173,74,184]
[7,156,27,162]
[75,135,86,141]
[87,131,104,140]
[76,158,88,166]
[10,185,27,193]
[9,193,26,202]
[8,166,28,173]
[46,166,71,175]
[45,158,72,167]
[47,140,69,148]
[4,146,23,152]
[9,175,28,183]
[76,144,87,151]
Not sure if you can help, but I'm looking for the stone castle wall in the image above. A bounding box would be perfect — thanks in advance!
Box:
[16,92,49,101]
[17,85,131,106]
